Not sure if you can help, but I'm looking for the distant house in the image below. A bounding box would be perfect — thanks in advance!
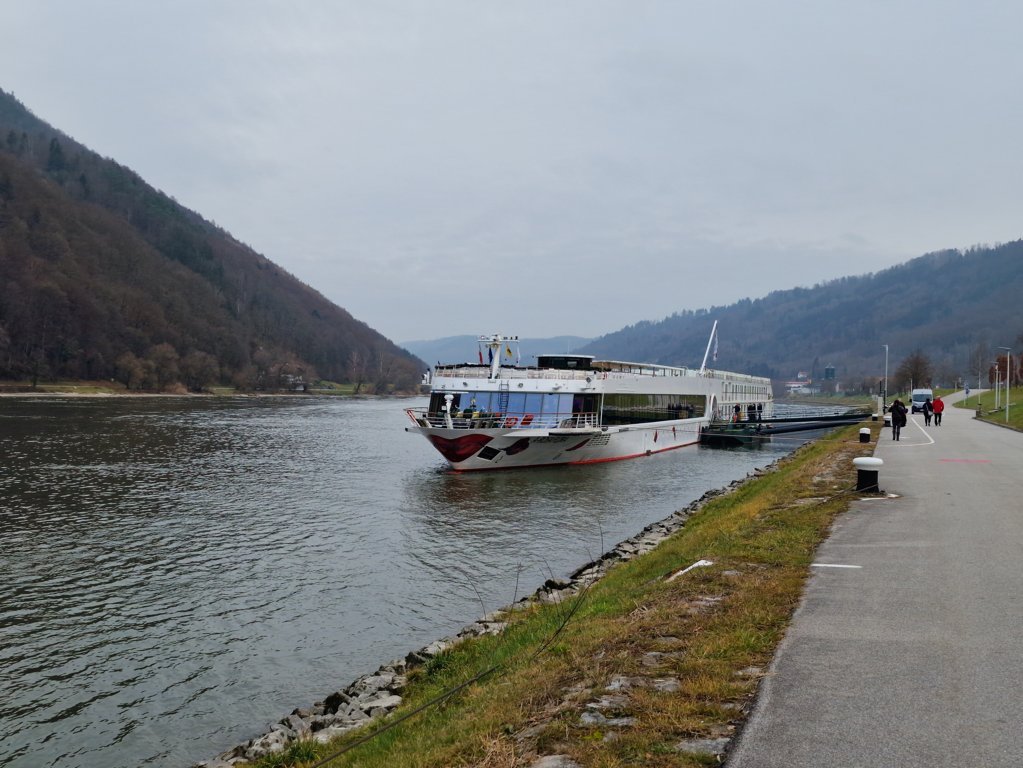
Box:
[785,380,818,395]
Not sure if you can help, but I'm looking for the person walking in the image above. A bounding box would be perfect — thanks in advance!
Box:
[922,397,933,426]
[932,395,944,426]
[890,399,907,441]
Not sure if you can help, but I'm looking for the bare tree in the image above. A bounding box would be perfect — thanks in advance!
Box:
[969,339,989,390]
[180,351,219,392]
[348,349,366,394]
[894,350,933,393]
[147,343,180,391]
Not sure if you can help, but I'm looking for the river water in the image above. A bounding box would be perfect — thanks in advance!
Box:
[0,396,821,767]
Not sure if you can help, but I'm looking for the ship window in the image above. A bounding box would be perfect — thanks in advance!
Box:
[524,393,543,414]
[470,392,493,412]
[541,393,571,424]
[505,393,526,414]
[601,393,705,425]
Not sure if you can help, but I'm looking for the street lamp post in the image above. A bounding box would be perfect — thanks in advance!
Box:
[993,362,1000,410]
[882,344,888,406]
[998,346,1011,423]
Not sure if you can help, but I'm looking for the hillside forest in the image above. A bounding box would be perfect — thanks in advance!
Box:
[579,243,1023,395]
[0,89,424,393]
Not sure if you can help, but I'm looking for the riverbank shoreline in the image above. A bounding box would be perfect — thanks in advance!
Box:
[197,422,877,768]
[0,389,417,399]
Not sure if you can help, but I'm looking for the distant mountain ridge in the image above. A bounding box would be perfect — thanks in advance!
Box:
[579,244,1023,388]
[0,89,424,391]
[401,335,592,366]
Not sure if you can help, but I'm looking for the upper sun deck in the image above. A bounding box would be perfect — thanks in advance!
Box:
[432,359,768,385]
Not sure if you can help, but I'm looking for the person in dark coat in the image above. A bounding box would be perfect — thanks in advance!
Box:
[890,399,907,441]
[922,397,933,426]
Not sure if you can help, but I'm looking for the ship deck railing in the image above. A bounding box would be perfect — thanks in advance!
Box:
[406,409,601,430]
[432,362,768,383]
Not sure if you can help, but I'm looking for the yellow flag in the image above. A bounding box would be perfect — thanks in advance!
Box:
[505,346,512,357]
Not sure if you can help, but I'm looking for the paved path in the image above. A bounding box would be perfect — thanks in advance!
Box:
[728,392,1023,767]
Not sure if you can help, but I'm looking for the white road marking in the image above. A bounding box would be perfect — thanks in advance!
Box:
[908,415,936,444]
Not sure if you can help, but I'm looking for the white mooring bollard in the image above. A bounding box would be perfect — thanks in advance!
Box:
[853,457,883,492]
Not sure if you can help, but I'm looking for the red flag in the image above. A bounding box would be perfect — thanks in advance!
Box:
[478,347,484,364]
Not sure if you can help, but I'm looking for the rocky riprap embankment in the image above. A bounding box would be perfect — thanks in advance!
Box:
[195,466,775,767]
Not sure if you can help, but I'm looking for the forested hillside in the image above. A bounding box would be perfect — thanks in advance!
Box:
[580,243,1023,390]
[0,89,424,392]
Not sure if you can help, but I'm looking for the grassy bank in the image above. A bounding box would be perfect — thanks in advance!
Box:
[956,386,1023,429]
[242,422,878,768]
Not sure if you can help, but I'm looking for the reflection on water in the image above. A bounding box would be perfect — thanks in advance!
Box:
[0,396,814,768]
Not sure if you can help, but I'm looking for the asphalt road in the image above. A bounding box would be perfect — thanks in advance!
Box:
[728,391,1023,768]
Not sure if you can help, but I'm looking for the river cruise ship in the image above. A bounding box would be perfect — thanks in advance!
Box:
[406,331,773,471]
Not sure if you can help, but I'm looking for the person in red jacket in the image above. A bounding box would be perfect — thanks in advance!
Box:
[932,395,945,426]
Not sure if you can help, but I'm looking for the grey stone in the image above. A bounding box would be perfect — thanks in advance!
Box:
[586,694,628,710]
[544,577,572,590]
[360,693,402,711]
[405,649,429,665]
[363,673,395,689]
[388,674,408,691]
[606,717,636,726]
[283,713,311,738]
[243,730,288,760]
[580,710,637,727]
[424,638,455,656]
[323,690,353,713]
[675,737,730,755]
[308,714,339,732]
[652,677,681,692]
[606,675,645,691]
[537,590,567,604]
[531,756,582,768]
[312,724,357,744]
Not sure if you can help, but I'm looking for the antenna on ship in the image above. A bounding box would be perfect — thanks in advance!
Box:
[478,333,519,379]
[699,320,718,375]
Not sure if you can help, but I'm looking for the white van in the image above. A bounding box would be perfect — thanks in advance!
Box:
[910,388,933,414]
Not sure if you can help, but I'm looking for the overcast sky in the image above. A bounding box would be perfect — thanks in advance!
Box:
[2,2,1021,343]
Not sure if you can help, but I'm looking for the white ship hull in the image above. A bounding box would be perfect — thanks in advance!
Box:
[407,417,705,471]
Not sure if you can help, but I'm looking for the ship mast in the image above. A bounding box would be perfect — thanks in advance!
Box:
[699,321,718,375]
[478,334,519,379]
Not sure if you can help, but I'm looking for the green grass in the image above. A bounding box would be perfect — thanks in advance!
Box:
[241,423,878,768]
[956,386,1023,429]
